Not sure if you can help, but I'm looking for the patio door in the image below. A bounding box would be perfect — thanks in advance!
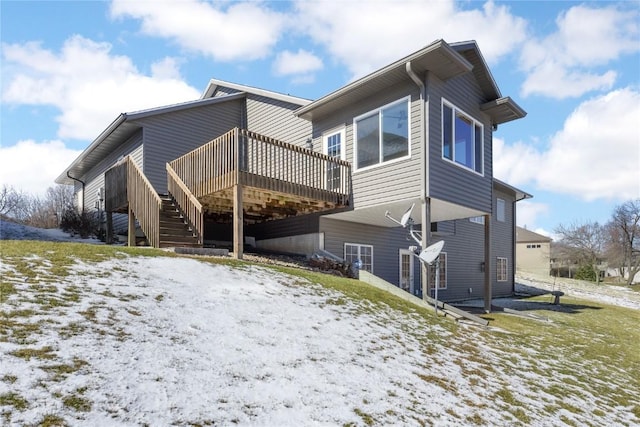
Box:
[399,249,414,294]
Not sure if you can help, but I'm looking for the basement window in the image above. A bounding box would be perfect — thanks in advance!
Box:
[497,257,508,282]
[344,243,373,273]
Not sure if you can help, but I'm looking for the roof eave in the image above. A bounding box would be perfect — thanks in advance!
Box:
[295,39,473,121]
[493,178,532,202]
[55,114,128,185]
[202,78,312,106]
[55,93,248,185]
[481,97,527,125]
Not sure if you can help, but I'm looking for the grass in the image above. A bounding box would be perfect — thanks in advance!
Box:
[0,240,638,426]
[0,392,29,410]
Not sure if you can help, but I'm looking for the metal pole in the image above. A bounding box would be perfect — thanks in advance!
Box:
[434,257,440,315]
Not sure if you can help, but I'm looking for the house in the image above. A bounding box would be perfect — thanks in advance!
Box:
[56,39,531,310]
[516,226,552,276]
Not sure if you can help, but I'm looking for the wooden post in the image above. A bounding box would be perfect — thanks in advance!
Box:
[484,213,492,313]
[128,205,135,247]
[233,184,243,259]
[106,211,113,244]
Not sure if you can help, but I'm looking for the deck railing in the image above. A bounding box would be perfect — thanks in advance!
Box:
[105,156,161,248]
[168,128,351,203]
[167,163,203,245]
[127,157,162,248]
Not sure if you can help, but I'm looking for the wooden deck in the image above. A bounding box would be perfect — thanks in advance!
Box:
[168,128,350,211]
[105,128,351,255]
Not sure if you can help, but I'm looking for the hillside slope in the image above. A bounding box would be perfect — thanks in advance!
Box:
[0,242,638,426]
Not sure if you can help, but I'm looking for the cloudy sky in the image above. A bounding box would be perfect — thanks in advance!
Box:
[1,0,638,236]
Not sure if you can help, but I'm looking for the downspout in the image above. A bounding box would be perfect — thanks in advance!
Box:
[66,171,85,212]
[406,62,430,298]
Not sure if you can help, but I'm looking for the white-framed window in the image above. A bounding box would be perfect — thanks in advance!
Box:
[497,257,508,282]
[354,97,410,170]
[399,249,415,294]
[442,99,484,175]
[428,252,447,290]
[344,243,373,273]
[323,128,345,191]
[469,216,485,225]
[496,198,506,222]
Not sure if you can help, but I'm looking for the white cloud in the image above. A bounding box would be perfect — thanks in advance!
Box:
[516,201,549,230]
[110,0,286,62]
[0,140,81,196]
[1,35,200,140]
[520,4,639,99]
[294,0,527,79]
[493,137,543,187]
[537,88,640,201]
[495,88,640,202]
[273,49,323,77]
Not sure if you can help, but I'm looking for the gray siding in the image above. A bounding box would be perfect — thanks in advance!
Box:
[321,217,419,289]
[492,188,516,296]
[140,99,243,193]
[433,219,486,301]
[427,72,493,213]
[245,94,311,146]
[213,87,242,97]
[311,81,422,209]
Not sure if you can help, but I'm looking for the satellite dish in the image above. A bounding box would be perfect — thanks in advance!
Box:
[400,204,415,227]
[418,240,445,265]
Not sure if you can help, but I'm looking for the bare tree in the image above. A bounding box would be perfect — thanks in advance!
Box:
[555,221,605,284]
[0,185,24,217]
[607,199,640,285]
[3,184,74,229]
[46,185,74,226]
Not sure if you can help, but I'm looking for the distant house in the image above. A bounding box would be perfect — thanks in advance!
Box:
[516,227,552,276]
[56,39,531,309]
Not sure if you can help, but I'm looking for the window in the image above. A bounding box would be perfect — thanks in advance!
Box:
[323,129,345,191]
[497,257,508,282]
[496,198,505,222]
[354,98,410,169]
[469,216,485,225]
[442,100,483,174]
[344,243,373,273]
[428,252,447,289]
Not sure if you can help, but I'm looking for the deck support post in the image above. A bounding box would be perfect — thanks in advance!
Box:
[233,184,243,259]
[484,213,492,313]
[106,211,113,244]
[128,206,135,247]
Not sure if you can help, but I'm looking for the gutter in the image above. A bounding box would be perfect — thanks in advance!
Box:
[66,171,85,211]
[406,61,431,299]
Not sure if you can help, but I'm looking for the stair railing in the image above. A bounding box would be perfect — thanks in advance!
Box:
[166,163,203,245]
[126,156,162,248]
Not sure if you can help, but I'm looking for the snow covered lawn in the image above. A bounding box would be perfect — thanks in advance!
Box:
[1,241,639,426]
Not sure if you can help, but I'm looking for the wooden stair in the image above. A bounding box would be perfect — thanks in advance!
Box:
[158,195,201,248]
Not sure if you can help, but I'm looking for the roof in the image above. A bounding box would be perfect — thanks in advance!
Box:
[55,93,245,185]
[517,226,553,243]
[295,39,526,125]
[493,178,532,202]
[201,78,311,106]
